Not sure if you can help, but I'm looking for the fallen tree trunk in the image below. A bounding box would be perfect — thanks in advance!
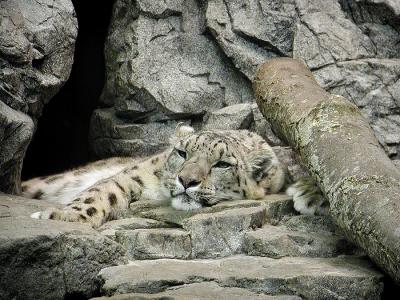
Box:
[253,57,400,284]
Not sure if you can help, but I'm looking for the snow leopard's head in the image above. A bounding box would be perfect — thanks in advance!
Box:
[161,125,285,210]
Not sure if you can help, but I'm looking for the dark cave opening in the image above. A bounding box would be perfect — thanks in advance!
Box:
[22,0,114,180]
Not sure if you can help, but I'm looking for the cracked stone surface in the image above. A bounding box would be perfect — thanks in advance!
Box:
[203,103,254,131]
[1,192,385,298]
[313,58,400,157]
[92,0,400,159]
[0,0,77,193]
[97,217,172,240]
[182,206,265,258]
[130,198,265,226]
[5,0,397,298]
[90,107,188,157]
[293,0,400,157]
[116,228,191,260]
[97,255,383,299]
[0,194,127,300]
[91,282,301,300]
[243,224,356,258]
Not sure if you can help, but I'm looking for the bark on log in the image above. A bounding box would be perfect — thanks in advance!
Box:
[253,57,400,284]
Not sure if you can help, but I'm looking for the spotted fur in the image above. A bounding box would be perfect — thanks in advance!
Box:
[24,126,324,227]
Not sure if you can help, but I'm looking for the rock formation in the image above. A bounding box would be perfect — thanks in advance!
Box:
[0,0,77,193]
[92,0,400,161]
[0,193,384,299]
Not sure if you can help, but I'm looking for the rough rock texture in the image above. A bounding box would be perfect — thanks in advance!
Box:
[93,0,400,160]
[92,282,301,300]
[97,217,171,240]
[97,256,383,299]
[116,229,191,259]
[243,224,355,258]
[203,103,253,130]
[129,195,295,227]
[0,0,77,193]
[90,108,185,158]
[0,101,34,194]
[293,0,400,157]
[313,59,400,157]
[182,206,265,258]
[89,0,281,158]
[0,194,127,300]
[2,193,384,298]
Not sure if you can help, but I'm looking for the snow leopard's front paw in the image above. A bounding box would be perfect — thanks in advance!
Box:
[30,208,90,225]
[286,177,329,216]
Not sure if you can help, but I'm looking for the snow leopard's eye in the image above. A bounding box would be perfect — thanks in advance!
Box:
[213,161,232,169]
[176,149,187,159]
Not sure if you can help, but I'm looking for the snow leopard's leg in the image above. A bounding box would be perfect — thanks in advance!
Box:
[286,177,329,215]
[30,164,146,227]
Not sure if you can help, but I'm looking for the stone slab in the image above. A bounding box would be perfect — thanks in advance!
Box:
[91,282,301,300]
[0,194,126,300]
[116,228,191,260]
[131,199,264,226]
[98,255,383,299]
[244,225,355,258]
[182,207,266,258]
[97,217,172,240]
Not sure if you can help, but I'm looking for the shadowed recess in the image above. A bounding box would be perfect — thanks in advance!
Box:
[22,0,114,179]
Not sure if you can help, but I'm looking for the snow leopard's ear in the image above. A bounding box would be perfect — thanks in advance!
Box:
[170,123,195,144]
[247,149,275,181]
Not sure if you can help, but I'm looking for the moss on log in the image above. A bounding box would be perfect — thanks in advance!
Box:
[253,57,400,284]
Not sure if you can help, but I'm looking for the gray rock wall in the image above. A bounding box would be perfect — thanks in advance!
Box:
[93,0,400,159]
[0,0,77,193]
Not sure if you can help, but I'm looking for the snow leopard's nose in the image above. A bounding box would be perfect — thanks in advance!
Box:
[178,176,201,189]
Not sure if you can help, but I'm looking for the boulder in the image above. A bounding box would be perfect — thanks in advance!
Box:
[292,0,400,157]
[100,0,252,111]
[93,0,400,161]
[293,0,375,69]
[0,0,77,192]
[91,0,257,159]
[0,102,34,193]
[90,108,183,158]
[205,0,297,79]
[0,194,126,300]
[203,103,253,130]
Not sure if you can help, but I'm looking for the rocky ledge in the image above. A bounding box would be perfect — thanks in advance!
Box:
[0,193,385,299]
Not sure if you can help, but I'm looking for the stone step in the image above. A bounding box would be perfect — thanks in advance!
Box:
[281,214,339,234]
[91,282,301,300]
[181,206,265,258]
[97,217,172,240]
[113,207,265,259]
[116,229,191,260]
[97,255,383,300]
[128,195,295,227]
[243,224,356,258]
[0,195,127,300]
[129,199,264,226]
